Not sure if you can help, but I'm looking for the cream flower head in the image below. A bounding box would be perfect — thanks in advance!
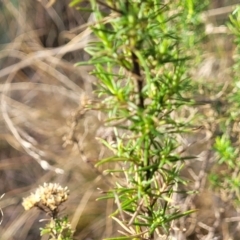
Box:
[22,183,69,215]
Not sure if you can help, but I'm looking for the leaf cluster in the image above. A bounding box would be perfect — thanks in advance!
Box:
[73,0,204,238]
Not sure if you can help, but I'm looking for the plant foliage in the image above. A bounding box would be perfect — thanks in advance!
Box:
[73,0,206,239]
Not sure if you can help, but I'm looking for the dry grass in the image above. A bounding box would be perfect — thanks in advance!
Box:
[0,1,115,239]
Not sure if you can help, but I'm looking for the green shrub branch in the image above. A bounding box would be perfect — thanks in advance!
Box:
[73,0,206,239]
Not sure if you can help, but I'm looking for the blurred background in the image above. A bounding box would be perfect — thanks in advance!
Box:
[0,0,240,239]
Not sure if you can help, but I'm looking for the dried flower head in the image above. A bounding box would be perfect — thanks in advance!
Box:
[22,183,69,216]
